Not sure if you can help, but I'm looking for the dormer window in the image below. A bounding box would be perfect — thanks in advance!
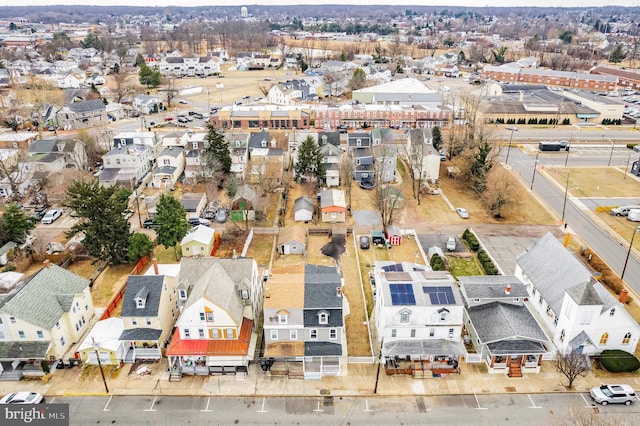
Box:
[136,299,145,308]
[438,308,449,322]
[235,140,240,147]
[261,140,267,147]
[134,286,149,309]
[179,289,187,300]
[399,309,411,324]
[279,314,287,324]
[318,312,329,325]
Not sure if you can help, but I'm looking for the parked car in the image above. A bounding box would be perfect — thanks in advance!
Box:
[122,209,134,220]
[0,391,44,404]
[193,113,204,119]
[446,237,456,251]
[590,384,636,405]
[164,116,173,121]
[456,207,469,219]
[143,219,158,229]
[610,205,640,216]
[177,116,189,123]
[188,217,210,227]
[41,208,62,224]
[178,100,188,104]
[359,235,370,249]
[215,209,227,223]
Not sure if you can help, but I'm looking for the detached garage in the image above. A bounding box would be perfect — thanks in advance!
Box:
[277,226,306,255]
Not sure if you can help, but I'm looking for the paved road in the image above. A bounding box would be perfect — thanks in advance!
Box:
[48,393,636,426]
[505,148,640,295]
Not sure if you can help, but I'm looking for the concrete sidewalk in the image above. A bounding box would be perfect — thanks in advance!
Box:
[2,359,639,399]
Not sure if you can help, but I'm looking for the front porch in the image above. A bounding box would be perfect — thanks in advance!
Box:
[0,341,54,381]
[381,339,464,377]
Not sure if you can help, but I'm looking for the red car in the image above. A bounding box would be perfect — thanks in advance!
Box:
[164,116,173,121]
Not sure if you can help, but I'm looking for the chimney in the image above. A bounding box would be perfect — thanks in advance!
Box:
[336,287,342,297]
[43,259,50,268]
[152,258,159,275]
[505,284,511,295]
[619,289,629,304]
[264,288,270,298]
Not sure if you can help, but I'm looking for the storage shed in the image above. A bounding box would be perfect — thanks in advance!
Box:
[385,226,402,246]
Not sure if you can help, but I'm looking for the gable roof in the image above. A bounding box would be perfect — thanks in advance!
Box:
[120,275,165,318]
[0,264,90,330]
[320,189,346,209]
[566,281,603,306]
[466,302,549,345]
[304,264,342,310]
[294,196,314,212]
[181,225,215,246]
[178,257,255,324]
[68,99,106,113]
[515,232,592,314]
[277,225,306,246]
[458,276,529,300]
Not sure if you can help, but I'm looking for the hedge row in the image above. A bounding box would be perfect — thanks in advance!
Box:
[430,253,446,271]
[477,248,499,275]
[462,229,480,252]
[491,118,569,125]
[601,118,622,125]
[581,247,629,299]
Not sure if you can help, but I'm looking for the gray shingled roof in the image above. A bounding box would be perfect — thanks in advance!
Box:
[178,257,255,325]
[294,196,314,213]
[119,328,162,341]
[486,340,547,355]
[466,302,549,345]
[458,276,529,300]
[120,275,164,318]
[515,233,592,314]
[304,265,342,309]
[68,99,106,113]
[0,341,51,360]
[566,282,603,306]
[0,264,90,330]
[383,339,464,357]
[304,341,342,356]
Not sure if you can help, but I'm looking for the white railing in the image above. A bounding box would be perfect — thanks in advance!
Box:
[241,228,254,257]
[464,353,482,363]
[348,356,375,364]
[135,348,161,359]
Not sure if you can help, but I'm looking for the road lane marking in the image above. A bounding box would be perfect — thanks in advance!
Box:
[103,395,112,412]
[257,397,267,413]
[580,394,596,408]
[473,390,487,410]
[527,394,541,408]
[49,397,56,404]
[314,399,324,412]
[364,398,373,412]
[144,396,157,412]
[201,397,212,412]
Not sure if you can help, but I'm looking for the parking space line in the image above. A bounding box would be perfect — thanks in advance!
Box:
[473,390,487,410]
[256,397,267,413]
[527,394,541,408]
[144,396,157,412]
[103,395,112,412]
[314,399,324,412]
[201,397,213,412]
[580,393,596,408]
[363,398,373,412]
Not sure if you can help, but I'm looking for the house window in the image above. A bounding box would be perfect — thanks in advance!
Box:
[410,329,416,338]
[136,299,145,308]
[600,332,608,345]
[206,312,214,322]
[330,329,337,339]
[580,311,592,325]
[448,328,454,338]
[473,298,480,303]
[609,307,615,317]
[198,329,205,338]
[271,330,278,340]
[211,329,219,339]
[429,328,435,337]
[513,298,520,303]
[163,159,170,165]
[400,311,410,324]
[18,331,25,339]
[10,316,16,324]
[226,328,234,339]
[279,314,287,324]
[538,295,543,305]
[60,337,65,346]
[179,289,187,300]
[146,318,152,326]
[391,329,397,338]
[240,289,249,299]
[37,331,44,339]
[290,329,297,340]
[132,319,138,326]
[439,309,448,321]
[200,313,205,321]
[310,329,318,340]
[319,312,329,324]
[623,332,631,344]
[560,329,565,342]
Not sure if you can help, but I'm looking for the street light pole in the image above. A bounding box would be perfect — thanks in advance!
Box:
[624,153,631,179]
[505,127,516,166]
[134,187,143,228]
[92,338,109,394]
[530,152,540,191]
[607,140,615,167]
[561,172,570,222]
[621,226,640,281]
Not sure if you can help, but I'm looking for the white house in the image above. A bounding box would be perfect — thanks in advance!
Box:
[98,144,153,188]
[515,233,640,356]
[151,146,185,189]
[373,261,464,375]
[406,128,441,184]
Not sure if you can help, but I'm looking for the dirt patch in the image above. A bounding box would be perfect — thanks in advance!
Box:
[321,234,346,262]
[545,166,640,198]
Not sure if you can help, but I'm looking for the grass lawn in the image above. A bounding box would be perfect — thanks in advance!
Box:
[545,166,640,198]
[448,256,483,278]
[246,233,274,267]
[153,244,181,264]
[90,263,132,307]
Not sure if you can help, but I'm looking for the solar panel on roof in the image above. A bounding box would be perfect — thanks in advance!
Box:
[389,283,416,305]
[423,286,456,305]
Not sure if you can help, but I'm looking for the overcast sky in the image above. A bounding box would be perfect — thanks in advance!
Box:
[7,1,640,8]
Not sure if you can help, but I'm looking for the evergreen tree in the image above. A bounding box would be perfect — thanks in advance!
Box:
[154,194,190,260]
[128,233,154,263]
[432,126,443,152]
[609,45,626,63]
[1,203,35,244]
[294,136,325,183]
[64,180,132,265]
[203,125,232,174]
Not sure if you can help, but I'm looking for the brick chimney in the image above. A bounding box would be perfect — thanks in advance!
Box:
[43,259,50,268]
[619,289,629,304]
[505,284,511,295]
[152,258,159,275]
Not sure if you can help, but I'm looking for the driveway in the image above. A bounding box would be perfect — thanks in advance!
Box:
[417,233,465,254]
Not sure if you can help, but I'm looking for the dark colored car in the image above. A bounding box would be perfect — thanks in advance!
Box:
[359,235,370,249]
[143,219,158,229]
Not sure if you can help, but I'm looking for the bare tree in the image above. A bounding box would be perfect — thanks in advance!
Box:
[0,150,27,202]
[553,404,628,426]
[339,155,354,211]
[556,350,589,389]
[482,167,516,218]
[253,157,282,195]
[372,146,401,231]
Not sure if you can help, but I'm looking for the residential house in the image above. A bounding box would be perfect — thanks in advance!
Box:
[133,94,163,115]
[119,273,179,363]
[113,132,157,151]
[161,131,190,148]
[180,192,207,219]
[293,196,314,222]
[151,146,185,189]
[277,226,306,255]
[372,144,398,183]
[158,56,221,77]
[406,128,441,183]
[56,70,86,89]
[0,261,94,379]
[320,189,347,223]
[351,147,375,183]
[77,317,125,365]
[266,80,309,105]
[181,225,216,258]
[263,265,344,379]
[247,130,284,183]
[167,257,262,377]
[318,133,342,187]
[373,261,464,376]
[460,275,552,376]
[226,132,250,179]
[98,144,153,188]
[28,138,88,171]
[56,99,107,130]
[515,233,640,356]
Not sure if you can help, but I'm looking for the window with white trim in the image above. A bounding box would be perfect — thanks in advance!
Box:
[290,329,297,340]
[271,330,278,340]
[330,329,337,339]
[310,329,318,340]
[318,312,328,325]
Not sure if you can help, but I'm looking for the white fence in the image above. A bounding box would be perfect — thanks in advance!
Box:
[464,353,482,363]
[348,356,375,364]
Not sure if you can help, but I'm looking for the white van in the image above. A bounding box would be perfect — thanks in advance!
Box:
[628,209,640,222]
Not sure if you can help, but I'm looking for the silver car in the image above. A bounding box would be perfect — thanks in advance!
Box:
[589,384,636,405]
